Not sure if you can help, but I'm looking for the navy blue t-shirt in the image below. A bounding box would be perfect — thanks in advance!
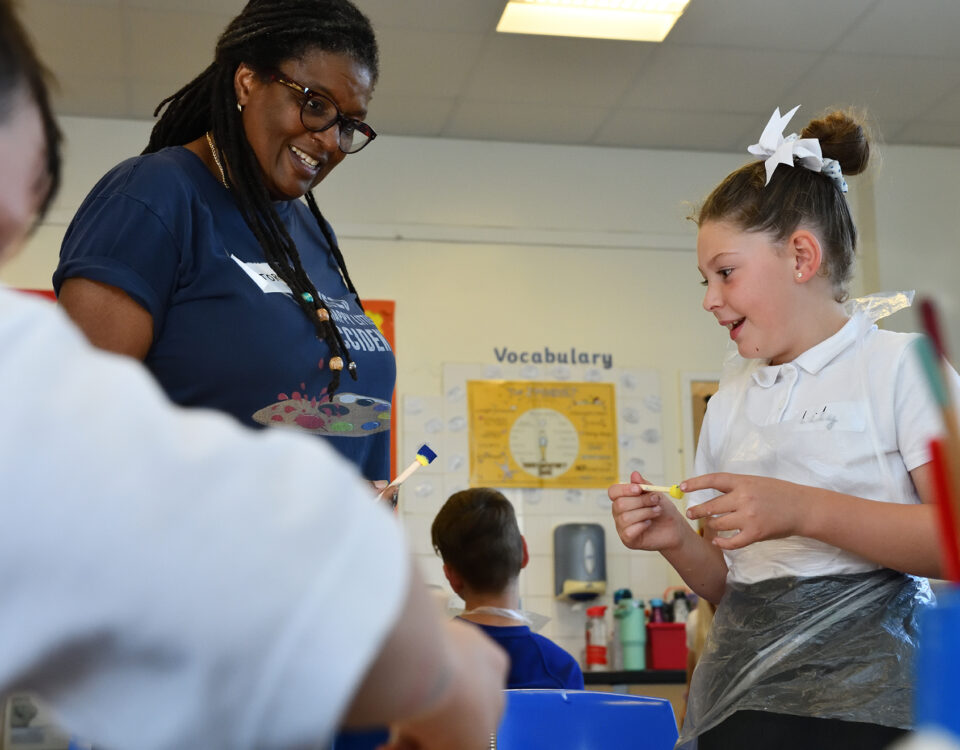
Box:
[55,147,394,479]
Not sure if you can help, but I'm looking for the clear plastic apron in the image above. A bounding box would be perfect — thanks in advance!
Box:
[679,292,934,747]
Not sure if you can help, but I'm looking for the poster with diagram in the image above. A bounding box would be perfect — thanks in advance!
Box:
[467,380,618,488]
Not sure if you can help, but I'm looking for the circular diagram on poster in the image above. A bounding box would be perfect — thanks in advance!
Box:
[509,408,579,479]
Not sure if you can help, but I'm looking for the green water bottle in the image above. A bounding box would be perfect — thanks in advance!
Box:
[614,593,646,670]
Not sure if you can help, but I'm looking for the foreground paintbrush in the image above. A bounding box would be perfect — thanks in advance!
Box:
[916,298,960,582]
[378,444,438,505]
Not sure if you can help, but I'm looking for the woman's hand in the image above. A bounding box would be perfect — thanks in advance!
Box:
[370,480,399,509]
[681,472,807,550]
[609,471,689,552]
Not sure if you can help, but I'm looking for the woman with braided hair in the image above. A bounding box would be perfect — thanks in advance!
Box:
[54,0,395,484]
[0,3,511,748]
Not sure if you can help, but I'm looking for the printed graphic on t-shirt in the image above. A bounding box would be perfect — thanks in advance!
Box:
[233,257,393,437]
[231,257,393,354]
[252,390,391,436]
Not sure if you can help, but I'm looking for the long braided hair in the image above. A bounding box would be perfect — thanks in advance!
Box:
[143,0,378,395]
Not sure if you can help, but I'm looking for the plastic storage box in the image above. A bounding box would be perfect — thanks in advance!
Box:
[915,591,960,738]
[495,689,678,749]
[646,622,687,670]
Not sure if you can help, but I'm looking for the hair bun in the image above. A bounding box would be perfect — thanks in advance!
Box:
[801,109,871,177]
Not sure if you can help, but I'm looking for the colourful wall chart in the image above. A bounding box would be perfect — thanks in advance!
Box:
[467,380,618,488]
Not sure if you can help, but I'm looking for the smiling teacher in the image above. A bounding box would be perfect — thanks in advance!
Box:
[54,0,395,482]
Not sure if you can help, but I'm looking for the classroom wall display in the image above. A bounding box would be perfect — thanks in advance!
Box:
[398,361,669,659]
[467,379,618,489]
[680,372,720,476]
[363,299,396,477]
[400,361,664,515]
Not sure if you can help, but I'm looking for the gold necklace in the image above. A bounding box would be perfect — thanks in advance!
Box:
[205,131,228,189]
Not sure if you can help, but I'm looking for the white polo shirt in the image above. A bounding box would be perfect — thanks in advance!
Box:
[689,313,958,584]
[0,287,408,750]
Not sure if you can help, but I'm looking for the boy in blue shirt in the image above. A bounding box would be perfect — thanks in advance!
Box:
[432,488,584,690]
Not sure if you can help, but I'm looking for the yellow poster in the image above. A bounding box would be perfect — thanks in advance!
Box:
[468,380,618,488]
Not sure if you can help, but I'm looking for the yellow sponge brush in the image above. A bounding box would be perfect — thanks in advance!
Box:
[639,483,684,500]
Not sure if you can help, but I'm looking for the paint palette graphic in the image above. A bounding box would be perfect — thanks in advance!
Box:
[253,392,391,436]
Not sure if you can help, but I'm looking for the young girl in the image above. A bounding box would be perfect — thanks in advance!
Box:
[609,106,959,749]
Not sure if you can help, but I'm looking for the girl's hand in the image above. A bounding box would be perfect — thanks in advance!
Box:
[609,471,688,552]
[681,473,807,550]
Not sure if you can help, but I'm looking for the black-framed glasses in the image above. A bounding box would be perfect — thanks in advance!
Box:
[268,70,377,154]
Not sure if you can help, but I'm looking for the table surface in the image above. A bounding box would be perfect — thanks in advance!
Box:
[582,669,686,685]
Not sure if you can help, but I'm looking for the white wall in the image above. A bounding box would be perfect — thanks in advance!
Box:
[871,145,960,360]
[6,117,958,661]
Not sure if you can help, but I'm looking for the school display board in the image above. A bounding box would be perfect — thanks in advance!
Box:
[467,380,618,488]
[364,299,396,477]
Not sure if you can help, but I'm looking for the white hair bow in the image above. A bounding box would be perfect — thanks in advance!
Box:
[747,105,848,193]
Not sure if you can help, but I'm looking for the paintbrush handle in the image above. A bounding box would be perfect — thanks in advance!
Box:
[638,483,685,499]
[919,299,960,576]
[380,460,422,494]
[940,409,960,547]
[930,438,960,583]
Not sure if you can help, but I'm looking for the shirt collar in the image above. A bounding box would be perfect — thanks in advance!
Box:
[751,313,871,387]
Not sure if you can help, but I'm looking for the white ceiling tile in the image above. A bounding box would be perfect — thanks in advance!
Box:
[376,30,487,98]
[354,0,505,33]
[49,75,130,119]
[594,109,757,151]
[43,0,120,6]
[667,0,875,51]
[14,0,960,152]
[840,0,960,58]
[895,121,960,148]
[366,96,458,137]
[922,86,960,123]
[20,1,125,77]
[124,8,228,82]
[621,45,819,113]
[784,54,960,127]
[125,0,246,11]
[444,100,608,145]
[464,34,656,107]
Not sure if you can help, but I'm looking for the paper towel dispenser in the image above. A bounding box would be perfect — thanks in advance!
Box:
[554,523,606,601]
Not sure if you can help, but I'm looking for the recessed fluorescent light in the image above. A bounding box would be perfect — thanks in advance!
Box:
[497,0,690,42]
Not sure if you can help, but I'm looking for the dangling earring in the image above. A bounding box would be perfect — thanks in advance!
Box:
[237,102,244,113]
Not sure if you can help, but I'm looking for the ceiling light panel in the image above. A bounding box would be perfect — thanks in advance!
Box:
[496,0,691,42]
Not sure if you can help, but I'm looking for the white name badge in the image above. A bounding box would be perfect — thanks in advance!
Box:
[231,255,292,295]
[793,400,866,432]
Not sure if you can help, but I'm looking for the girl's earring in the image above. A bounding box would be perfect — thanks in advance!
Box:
[237,102,244,113]
[796,271,803,280]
